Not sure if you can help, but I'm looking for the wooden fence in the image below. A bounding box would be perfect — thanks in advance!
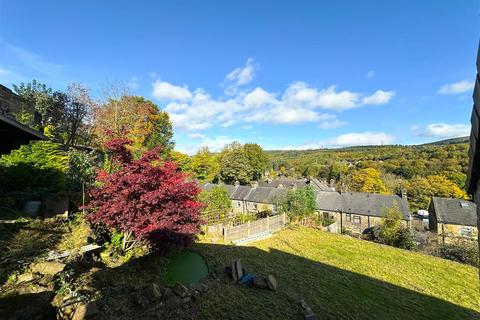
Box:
[223,213,287,244]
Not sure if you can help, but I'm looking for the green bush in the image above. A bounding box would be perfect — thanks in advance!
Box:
[0,141,68,196]
[392,226,416,250]
[430,241,479,266]
[279,186,317,222]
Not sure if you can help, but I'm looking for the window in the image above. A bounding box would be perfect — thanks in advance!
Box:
[237,202,241,207]
[346,214,352,222]
[353,215,361,225]
[459,227,473,238]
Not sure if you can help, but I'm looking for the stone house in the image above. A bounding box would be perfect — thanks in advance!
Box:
[0,84,46,154]
[428,197,478,243]
[202,183,287,215]
[316,191,411,234]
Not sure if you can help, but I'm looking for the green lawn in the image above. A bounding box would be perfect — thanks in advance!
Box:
[193,226,480,320]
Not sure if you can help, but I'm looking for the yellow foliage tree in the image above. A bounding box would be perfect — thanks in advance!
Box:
[350,168,388,194]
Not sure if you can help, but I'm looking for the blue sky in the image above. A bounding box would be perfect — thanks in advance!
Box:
[0,1,478,154]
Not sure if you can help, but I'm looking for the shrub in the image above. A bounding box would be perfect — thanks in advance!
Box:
[366,204,416,250]
[429,241,479,266]
[392,226,416,250]
[85,138,202,252]
[198,185,232,218]
[279,186,317,222]
[0,141,68,196]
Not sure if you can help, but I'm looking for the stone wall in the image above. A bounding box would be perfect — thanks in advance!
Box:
[0,84,33,117]
[437,223,478,243]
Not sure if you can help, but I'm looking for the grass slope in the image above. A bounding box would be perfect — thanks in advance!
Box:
[194,227,479,320]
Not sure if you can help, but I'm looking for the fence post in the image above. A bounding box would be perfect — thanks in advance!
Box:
[224,227,227,242]
[282,213,286,226]
[266,215,270,230]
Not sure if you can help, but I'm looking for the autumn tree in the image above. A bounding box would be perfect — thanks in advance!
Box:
[13,80,95,146]
[191,147,220,182]
[350,168,388,194]
[92,96,173,156]
[219,142,253,184]
[243,143,268,181]
[405,175,468,210]
[85,138,202,251]
[169,150,192,172]
[61,83,96,147]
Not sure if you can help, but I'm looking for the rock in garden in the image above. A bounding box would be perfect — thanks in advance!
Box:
[72,302,98,320]
[16,272,34,283]
[266,275,277,291]
[31,261,66,276]
[172,283,190,298]
[234,260,243,281]
[144,283,162,300]
[252,276,269,289]
[188,282,202,292]
[231,261,238,281]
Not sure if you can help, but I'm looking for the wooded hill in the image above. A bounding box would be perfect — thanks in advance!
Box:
[265,140,470,210]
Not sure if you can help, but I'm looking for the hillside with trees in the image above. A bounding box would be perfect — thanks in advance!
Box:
[266,143,470,210]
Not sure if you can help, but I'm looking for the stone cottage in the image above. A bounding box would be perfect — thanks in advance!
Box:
[202,183,287,215]
[429,197,478,243]
[316,191,411,234]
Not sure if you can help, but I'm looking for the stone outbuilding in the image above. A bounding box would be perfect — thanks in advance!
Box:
[428,197,478,243]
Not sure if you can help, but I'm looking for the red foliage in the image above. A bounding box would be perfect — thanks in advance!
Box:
[86,139,203,249]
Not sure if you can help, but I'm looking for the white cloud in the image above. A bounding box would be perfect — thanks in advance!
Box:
[226,58,256,86]
[283,132,395,150]
[283,83,395,110]
[188,133,206,139]
[152,80,192,101]
[366,71,375,79]
[318,119,347,130]
[438,80,474,94]
[244,87,276,108]
[417,123,470,138]
[152,62,395,131]
[362,90,396,105]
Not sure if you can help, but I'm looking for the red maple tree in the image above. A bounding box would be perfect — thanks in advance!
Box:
[86,138,202,251]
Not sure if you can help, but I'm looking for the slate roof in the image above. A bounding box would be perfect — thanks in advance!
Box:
[260,178,334,192]
[342,192,410,220]
[316,191,343,212]
[310,179,336,192]
[316,191,411,220]
[430,197,477,227]
[202,183,287,203]
[231,186,252,200]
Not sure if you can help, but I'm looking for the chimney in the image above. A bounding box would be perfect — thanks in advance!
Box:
[251,181,258,189]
